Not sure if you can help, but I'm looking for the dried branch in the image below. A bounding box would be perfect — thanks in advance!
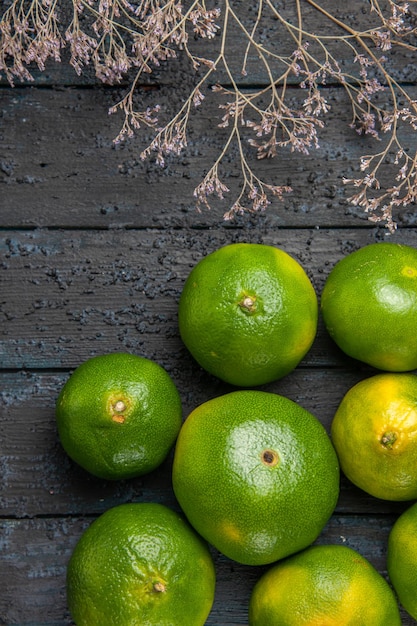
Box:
[2,0,417,230]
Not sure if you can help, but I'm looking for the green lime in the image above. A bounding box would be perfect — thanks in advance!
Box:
[67,502,216,625]
[56,353,182,479]
[387,501,417,621]
[178,243,318,386]
[249,544,401,625]
[331,373,417,501]
[172,390,339,565]
[321,242,417,371]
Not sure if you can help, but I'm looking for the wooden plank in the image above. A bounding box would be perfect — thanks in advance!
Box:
[2,2,417,624]
[2,227,417,370]
[2,84,417,229]
[0,366,414,518]
[1,514,415,625]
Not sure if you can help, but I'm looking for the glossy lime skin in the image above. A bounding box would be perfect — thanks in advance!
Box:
[67,503,216,626]
[56,353,182,479]
[172,391,340,566]
[179,243,318,386]
[249,545,401,625]
[321,242,417,371]
[387,502,417,620]
[331,373,417,501]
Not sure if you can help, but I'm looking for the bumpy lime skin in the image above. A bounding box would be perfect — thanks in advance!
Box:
[179,243,318,387]
[56,353,182,479]
[331,373,417,501]
[172,390,340,566]
[67,503,216,626]
[249,545,401,625]
[387,501,417,621]
[321,242,417,371]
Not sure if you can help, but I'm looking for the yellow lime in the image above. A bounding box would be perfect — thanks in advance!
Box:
[321,242,417,371]
[387,501,417,621]
[249,544,401,625]
[178,242,318,386]
[331,373,417,500]
[56,353,182,479]
[67,502,216,625]
[172,390,339,565]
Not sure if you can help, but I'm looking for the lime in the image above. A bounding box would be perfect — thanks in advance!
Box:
[56,353,182,480]
[249,544,401,625]
[331,373,417,500]
[67,502,216,625]
[178,242,318,386]
[387,501,417,621]
[321,242,417,371]
[172,390,339,565]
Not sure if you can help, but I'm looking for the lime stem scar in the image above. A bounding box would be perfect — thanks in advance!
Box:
[261,449,279,467]
[111,400,126,423]
[381,431,397,448]
[239,295,257,313]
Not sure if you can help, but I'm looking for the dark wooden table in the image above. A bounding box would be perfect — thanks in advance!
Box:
[2,1,417,624]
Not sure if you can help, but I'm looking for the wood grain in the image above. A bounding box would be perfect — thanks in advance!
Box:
[0,514,410,626]
[2,85,417,229]
[2,226,417,622]
[1,368,413,519]
[2,0,417,623]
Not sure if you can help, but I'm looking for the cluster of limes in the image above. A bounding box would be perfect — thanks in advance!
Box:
[55,241,417,625]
